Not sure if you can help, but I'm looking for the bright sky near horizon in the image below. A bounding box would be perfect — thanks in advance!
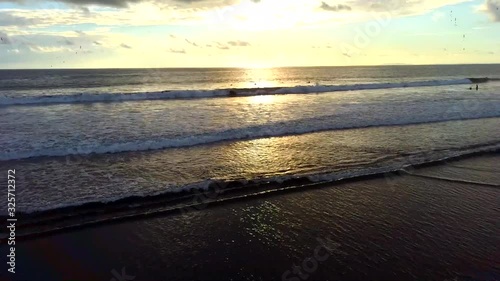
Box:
[0,0,499,68]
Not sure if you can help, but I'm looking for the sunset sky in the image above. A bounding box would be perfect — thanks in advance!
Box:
[0,0,499,68]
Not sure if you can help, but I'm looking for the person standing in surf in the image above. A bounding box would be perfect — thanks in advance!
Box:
[476,84,479,91]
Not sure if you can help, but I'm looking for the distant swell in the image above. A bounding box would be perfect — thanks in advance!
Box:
[0,78,476,106]
[469,77,499,83]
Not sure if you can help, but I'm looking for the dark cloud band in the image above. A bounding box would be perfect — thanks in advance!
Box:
[0,0,141,7]
[486,0,499,22]
[0,0,217,8]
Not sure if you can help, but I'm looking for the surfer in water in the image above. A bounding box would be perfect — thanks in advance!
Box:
[476,84,479,91]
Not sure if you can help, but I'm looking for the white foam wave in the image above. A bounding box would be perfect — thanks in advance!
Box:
[0,90,229,106]
[0,79,472,106]
[2,108,499,161]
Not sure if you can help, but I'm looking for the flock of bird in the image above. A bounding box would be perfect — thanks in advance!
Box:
[52,45,83,67]
[449,10,468,52]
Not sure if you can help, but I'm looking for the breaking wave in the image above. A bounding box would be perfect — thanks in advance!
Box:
[0,78,479,106]
[2,110,500,161]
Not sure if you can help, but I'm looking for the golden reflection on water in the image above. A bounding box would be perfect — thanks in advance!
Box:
[248,94,276,104]
[233,138,289,178]
[223,135,318,180]
[234,67,281,89]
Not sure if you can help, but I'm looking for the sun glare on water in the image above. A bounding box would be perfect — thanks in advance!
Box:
[233,67,280,88]
[250,95,276,104]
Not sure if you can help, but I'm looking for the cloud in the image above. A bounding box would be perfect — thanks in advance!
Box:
[0,0,239,9]
[431,11,445,22]
[59,38,75,45]
[7,34,78,53]
[320,2,352,12]
[343,0,467,17]
[216,42,229,50]
[0,12,37,26]
[185,38,199,47]
[0,4,205,29]
[0,0,143,8]
[0,32,12,44]
[0,0,471,31]
[169,48,186,54]
[472,26,492,30]
[485,0,500,22]
[17,40,71,52]
[27,45,68,53]
[120,43,132,48]
[80,6,91,14]
[227,40,250,46]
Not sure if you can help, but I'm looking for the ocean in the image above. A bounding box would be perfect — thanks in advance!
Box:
[0,64,499,239]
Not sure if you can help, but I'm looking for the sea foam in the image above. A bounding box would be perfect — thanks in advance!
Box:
[0,78,474,106]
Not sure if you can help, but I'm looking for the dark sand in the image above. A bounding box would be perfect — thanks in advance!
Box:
[3,154,499,281]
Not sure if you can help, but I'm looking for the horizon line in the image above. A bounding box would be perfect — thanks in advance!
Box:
[1,63,500,71]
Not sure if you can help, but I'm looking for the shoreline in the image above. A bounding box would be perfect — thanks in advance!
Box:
[4,147,499,243]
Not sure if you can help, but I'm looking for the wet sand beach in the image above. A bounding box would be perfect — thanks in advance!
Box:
[5,153,499,281]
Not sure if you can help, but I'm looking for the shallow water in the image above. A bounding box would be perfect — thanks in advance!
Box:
[2,117,500,215]
[1,64,499,220]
